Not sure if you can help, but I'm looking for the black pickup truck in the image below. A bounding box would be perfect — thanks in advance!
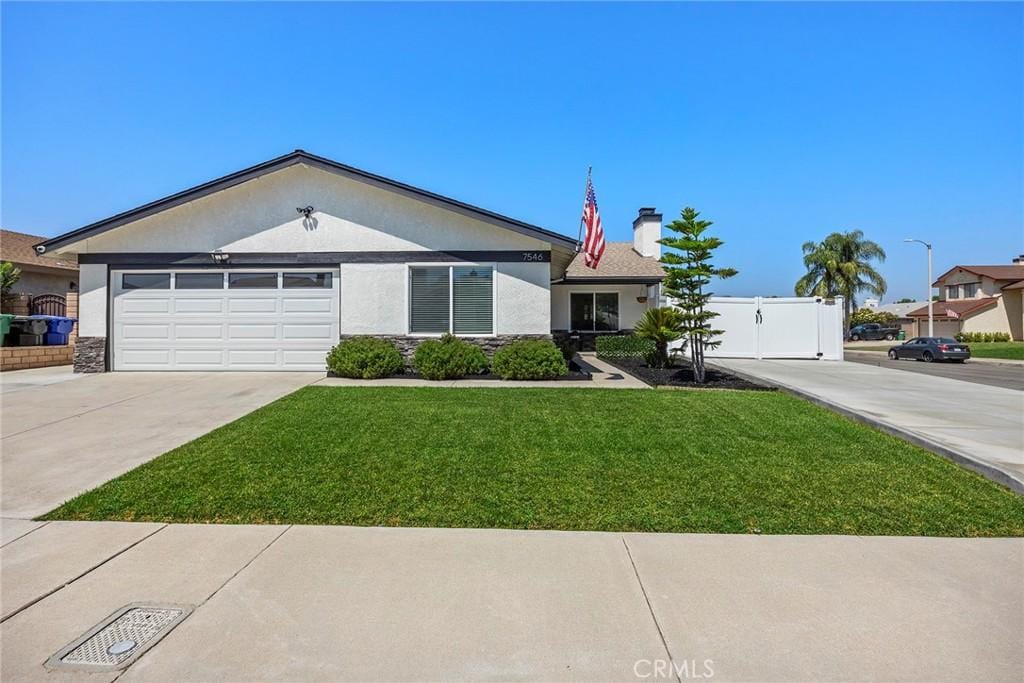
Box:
[848,323,900,341]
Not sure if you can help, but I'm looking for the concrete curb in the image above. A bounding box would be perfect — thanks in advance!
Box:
[844,348,1024,368]
[709,362,1024,495]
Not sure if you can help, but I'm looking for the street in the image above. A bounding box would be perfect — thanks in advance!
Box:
[845,351,1024,391]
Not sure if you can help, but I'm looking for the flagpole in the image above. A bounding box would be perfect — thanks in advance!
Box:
[575,166,591,251]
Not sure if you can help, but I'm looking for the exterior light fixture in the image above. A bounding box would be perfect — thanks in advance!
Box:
[296,205,315,219]
[211,250,230,264]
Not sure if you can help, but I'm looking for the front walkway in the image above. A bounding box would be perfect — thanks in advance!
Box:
[712,358,1024,489]
[2,522,1020,682]
[0,371,319,520]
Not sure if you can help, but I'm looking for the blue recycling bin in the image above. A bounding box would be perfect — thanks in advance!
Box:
[29,316,77,345]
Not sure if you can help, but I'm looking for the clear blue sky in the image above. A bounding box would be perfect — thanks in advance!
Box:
[2,2,1021,301]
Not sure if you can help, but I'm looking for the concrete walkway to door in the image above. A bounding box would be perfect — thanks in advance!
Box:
[0,369,319,520]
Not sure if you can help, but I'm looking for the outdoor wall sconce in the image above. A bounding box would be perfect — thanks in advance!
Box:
[636,296,648,303]
[296,205,315,219]
[211,250,230,264]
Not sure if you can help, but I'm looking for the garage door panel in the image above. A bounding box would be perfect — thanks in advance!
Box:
[227,349,279,366]
[284,298,333,313]
[173,349,225,366]
[122,324,171,340]
[229,298,278,314]
[283,324,334,340]
[119,349,172,366]
[122,299,171,314]
[174,324,224,340]
[228,324,279,340]
[174,298,224,314]
[113,269,339,371]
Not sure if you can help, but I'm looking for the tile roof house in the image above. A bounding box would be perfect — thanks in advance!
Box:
[907,259,1024,340]
[0,229,79,313]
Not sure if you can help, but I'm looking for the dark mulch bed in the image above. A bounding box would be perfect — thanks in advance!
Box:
[329,360,592,381]
[601,356,772,390]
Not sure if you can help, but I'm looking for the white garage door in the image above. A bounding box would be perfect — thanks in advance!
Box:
[111,269,339,371]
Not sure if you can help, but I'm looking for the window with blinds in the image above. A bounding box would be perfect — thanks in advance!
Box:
[410,266,494,335]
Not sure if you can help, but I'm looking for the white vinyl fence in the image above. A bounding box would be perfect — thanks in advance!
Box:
[669,296,844,360]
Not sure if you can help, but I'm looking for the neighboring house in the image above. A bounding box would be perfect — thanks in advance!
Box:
[35,150,665,372]
[907,259,1024,340]
[861,301,921,338]
[1,229,79,310]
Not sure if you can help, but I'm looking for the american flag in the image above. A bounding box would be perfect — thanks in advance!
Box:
[581,174,606,269]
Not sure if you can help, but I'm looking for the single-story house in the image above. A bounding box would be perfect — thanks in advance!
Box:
[1,229,79,314]
[856,300,920,338]
[907,259,1024,340]
[35,150,665,372]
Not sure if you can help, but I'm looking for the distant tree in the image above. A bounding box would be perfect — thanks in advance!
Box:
[896,297,916,304]
[794,230,886,330]
[0,262,21,312]
[659,207,737,383]
[633,307,685,368]
[850,309,899,327]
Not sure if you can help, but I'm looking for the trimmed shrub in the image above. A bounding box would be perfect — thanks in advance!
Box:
[492,340,567,380]
[595,334,656,359]
[413,334,489,380]
[955,331,1012,343]
[326,337,403,379]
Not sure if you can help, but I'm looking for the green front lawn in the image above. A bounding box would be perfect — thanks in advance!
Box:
[45,387,1024,536]
[851,342,1023,360]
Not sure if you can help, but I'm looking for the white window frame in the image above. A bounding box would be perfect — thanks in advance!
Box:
[568,290,621,333]
[946,285,959,300]
[961,282,979,298]
[406,263,497,337]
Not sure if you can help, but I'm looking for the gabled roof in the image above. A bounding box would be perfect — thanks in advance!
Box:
[1002,279,1024,291]
[557,242,665,284]
[1,229,78,271]
[932,264,1024,286]
[36,150,579,254]
[907,297,997,319]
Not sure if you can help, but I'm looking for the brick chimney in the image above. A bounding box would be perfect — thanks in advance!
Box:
[632,207,662,258]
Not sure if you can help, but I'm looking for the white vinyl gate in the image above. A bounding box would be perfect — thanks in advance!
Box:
[111,269,340,371]
[669,296,844,360]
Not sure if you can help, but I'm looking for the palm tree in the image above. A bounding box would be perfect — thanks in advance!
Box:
[633,307,685,368]
[794,230,886,330]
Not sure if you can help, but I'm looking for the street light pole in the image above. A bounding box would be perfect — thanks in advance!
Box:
[905,239,933,336]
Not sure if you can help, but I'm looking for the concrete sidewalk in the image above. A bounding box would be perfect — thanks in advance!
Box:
[713,358,1024,490]
[2,522,1021,682]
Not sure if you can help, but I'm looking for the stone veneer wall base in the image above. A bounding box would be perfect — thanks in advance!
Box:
[74,337,107,373]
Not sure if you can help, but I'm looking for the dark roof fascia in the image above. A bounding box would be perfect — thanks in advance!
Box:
[553,276,664,285]
[37,150,579,253]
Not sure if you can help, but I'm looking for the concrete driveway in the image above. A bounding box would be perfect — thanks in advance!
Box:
[2,523,1020,682]
[713,358,1024,490]
[0,370,318,520]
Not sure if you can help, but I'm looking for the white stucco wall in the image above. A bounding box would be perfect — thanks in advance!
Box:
[78,263,108,336]
[495,262,550,335]
[961,297,1014,336]
[550,283,655,331]
[338,261,549,336]
[68,164,547,255]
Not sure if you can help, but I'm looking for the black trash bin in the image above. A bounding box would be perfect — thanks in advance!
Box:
[9,317,48,346]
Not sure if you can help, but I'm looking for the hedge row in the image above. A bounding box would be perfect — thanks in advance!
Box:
[325,335,567,380]
[955,331,1012,343]
[594,334,655,359]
